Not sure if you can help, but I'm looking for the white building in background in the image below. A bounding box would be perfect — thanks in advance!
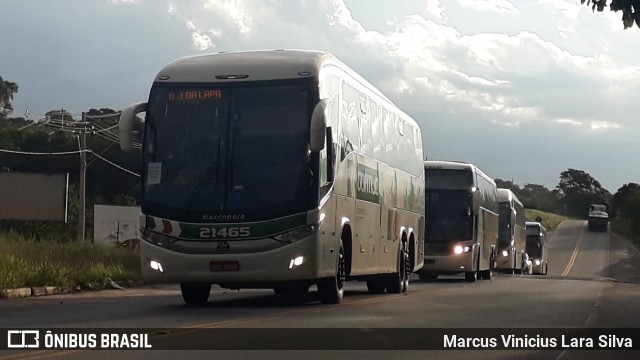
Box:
[93,205,140,247]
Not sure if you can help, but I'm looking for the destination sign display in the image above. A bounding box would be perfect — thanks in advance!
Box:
[168,89,223,101]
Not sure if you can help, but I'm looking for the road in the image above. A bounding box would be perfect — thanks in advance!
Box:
[1,220,639,359]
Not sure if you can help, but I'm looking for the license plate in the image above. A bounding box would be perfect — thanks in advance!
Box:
[210,261,240,272]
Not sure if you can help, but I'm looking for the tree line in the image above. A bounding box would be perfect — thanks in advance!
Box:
[496,170,640,238]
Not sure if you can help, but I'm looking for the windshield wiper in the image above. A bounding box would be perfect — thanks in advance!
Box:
[183,140,223,210]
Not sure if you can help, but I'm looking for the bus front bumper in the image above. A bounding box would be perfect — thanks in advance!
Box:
[139,236,330,286]
[421,252,474,274]
[495,252,515,270]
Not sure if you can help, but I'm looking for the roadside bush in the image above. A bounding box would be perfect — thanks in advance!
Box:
[0,231,141,293]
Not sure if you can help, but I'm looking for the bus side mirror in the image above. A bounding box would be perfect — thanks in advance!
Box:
[326,127,335,181]
[310,100,327,152]
[119,102,147,151]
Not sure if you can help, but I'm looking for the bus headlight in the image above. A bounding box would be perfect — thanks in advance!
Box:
[502,250,509,257]
[535,259,541,266]
[142,229,178,247]
[272,223,320,243]
[148,259,164,273]
[288,256,305,269]
[454,245,471,255]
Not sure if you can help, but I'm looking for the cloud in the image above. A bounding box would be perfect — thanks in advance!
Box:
[186,21,214,51]
[425,0,446,21]
[3,0,640,190]
[202,0,253,35]
[455,0,519,14]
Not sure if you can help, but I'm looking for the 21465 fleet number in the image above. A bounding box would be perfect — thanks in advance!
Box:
[199,227,251,238]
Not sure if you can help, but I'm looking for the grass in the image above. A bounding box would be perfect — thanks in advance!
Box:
[611,220,640,249]
[0,230,141,294]
[524,209,569,231]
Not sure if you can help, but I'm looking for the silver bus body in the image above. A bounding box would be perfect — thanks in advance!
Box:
[418,160,499,282]
[496,188,526,273]
[525,221,548,275]
[118,50,425,303]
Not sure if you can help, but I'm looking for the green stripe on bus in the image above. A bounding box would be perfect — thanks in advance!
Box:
[177,213,308,240]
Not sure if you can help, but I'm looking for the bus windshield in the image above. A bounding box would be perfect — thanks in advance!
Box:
[498,203,512,246]
[526,235,542,258]
[142,80,317,221]
[425,169,474,190]
[426,190,473,242]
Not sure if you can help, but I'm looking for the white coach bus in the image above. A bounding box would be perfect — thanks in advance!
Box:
[417,161,498,282]
[119,50,425,304]
[496,188,526,273]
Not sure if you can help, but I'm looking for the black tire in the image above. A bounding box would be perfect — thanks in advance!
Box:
[519,254,525,274]
[466,253,480,282]
[386,242,410,293]
[464,271,477,282]
[481,255,494,280]
[481,266,493,280]
[318,239,346,304]
[180,282,211,304]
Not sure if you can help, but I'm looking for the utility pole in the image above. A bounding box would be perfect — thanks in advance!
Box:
[77,112,87,242]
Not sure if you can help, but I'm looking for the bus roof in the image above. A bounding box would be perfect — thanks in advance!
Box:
[424,160,495,185]
[154,49,330,83]
[497,188,523,206]
[151,49,397,109]
[526,221,547,231]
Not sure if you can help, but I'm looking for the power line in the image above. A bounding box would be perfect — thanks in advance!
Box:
[0,147,140,176]
[89,151,140,178]
[0,148,87,156]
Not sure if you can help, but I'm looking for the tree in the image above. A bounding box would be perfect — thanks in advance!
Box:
[556,169,611,218]
[581,0,640,29]
[0,76,19,118]
[612,183,640,233]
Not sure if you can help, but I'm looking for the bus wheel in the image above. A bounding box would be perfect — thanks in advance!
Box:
[481,259,494,280]
[481,267,493,280]
[465,271,477,282]
[180,282,211,305]
[519,257,525,275]
[318,240,346,304]
[387,242,409,293]
[466,255,479,282]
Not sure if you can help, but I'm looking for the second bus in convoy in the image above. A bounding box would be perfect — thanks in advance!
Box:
[118,49,425,304]
[418,161,499,282]
[496,188,527,274]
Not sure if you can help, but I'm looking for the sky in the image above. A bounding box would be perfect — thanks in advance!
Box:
[1,0,639,192]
